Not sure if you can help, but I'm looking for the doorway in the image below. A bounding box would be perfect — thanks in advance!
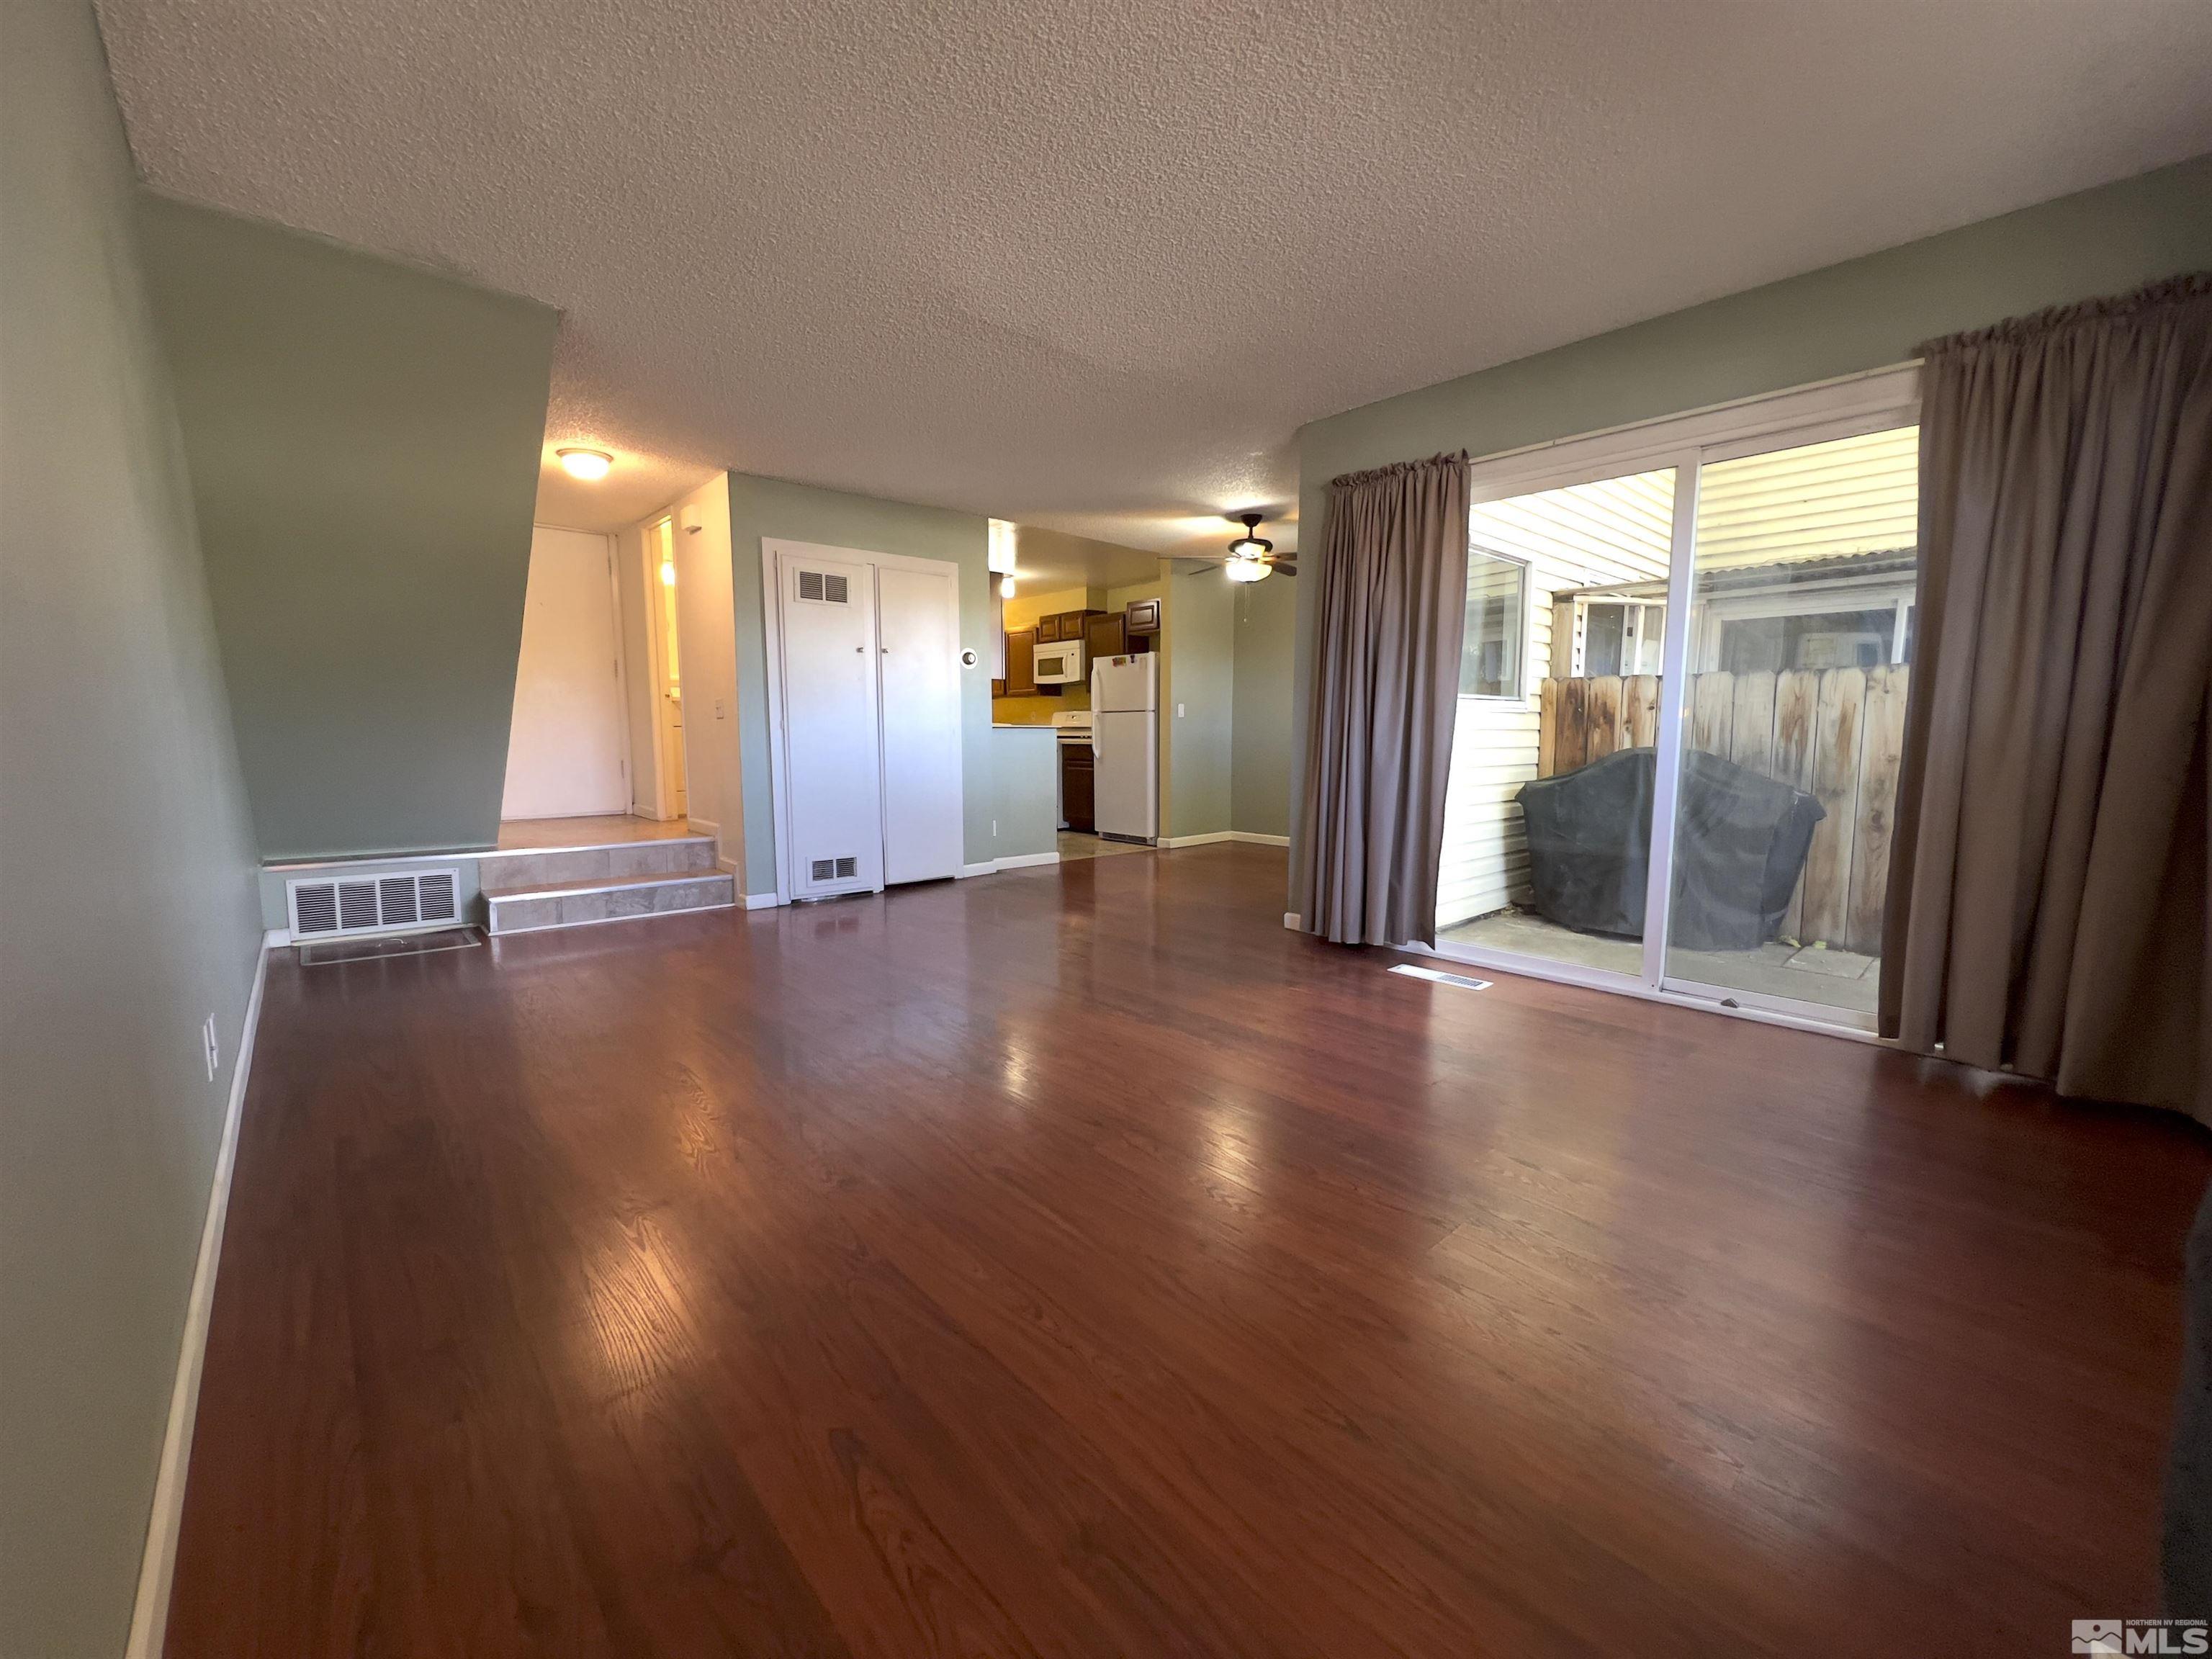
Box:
[1428,367,1921,1033]
[642,515,688,819]
[501,525,630,821]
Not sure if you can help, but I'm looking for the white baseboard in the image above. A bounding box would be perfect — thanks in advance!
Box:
[261,927,288,951]
[744,891,781,910]
[1231,832,1290,847]
[1160,831,1290,850]
[958,860,996,878]
[126,936,271,1659]
[994,851,1061,871]
[685,815,721,835]
[1284,912,1303,930]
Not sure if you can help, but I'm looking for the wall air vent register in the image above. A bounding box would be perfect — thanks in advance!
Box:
[287,869,462,943]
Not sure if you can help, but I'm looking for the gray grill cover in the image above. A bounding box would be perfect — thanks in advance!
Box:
[1515,747,1824,950]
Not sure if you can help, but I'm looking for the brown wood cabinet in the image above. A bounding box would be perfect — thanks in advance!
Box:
[1059,742,1095,832]
[1003,628,1037,696]
[1038,608,1104,644]
[1125,596,1161,639]
[1084,612,1127,661]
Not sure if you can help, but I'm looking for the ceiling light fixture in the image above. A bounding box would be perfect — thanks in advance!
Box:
[557,448,613,481]
[1223,512,1276,583]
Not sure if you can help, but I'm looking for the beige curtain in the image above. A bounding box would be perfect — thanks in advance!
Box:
[1294,453,1470,946]
[1881,273,2212,1118]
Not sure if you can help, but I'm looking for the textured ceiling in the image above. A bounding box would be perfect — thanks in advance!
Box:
[99,1,2212,546]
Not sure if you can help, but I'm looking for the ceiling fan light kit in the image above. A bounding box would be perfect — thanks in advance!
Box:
[1221,511,1294,581]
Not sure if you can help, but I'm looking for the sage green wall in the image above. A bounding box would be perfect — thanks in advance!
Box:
[1166,567,1234,839]
[1230,574,1297,838]
[0,9,264,1654]
[138,197,557,860]
[1291,154,2212,896]
[725,473,1014,888]
[989,726,1061,859]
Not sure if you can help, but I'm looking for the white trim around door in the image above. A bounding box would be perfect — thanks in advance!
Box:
[1432,361,1923,1043]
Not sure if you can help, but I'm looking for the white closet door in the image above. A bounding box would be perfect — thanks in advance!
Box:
[776,550,883,896]
[501,526,627,821]
[876,563,964,884]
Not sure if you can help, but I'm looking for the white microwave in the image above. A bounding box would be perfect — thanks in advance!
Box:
[1033,639,1085,685]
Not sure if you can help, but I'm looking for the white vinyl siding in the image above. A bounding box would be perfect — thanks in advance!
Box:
[1437,469,1673,930]
[1694,426,1917,567]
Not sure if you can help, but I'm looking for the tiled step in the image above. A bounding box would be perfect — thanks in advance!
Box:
[478,833,719,890]
[484,868,735,935]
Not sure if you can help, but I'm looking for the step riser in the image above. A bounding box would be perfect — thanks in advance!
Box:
[483,840,717,889]
[488,876,734,935]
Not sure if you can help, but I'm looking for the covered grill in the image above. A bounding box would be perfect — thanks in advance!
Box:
[1514,747,1824,951]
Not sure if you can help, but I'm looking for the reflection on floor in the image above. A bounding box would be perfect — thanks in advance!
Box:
[498,813,701,850]
[1439,905,1880,1016]
[1056,830,1153,860]
[168,843,2208,1653]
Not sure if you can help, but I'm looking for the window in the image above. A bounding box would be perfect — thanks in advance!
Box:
[1578,599,1667,677]
[1460,548,1526,698]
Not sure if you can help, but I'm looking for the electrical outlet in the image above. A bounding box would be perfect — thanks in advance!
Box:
[201,1015,219,1082]
[714,699,726,719]
[1176,702,1187,718]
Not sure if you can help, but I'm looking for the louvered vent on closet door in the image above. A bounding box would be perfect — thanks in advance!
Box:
[795,569,849,604]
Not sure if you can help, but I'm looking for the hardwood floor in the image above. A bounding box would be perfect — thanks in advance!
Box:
[167,845,2208,1657]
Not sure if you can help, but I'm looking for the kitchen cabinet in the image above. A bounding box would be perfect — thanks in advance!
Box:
[1060,741,1095,832]
[1004,627,1038,696]
[1124,596,1161,639]
[1038,608,1103,644]
[1085,612,1127,660]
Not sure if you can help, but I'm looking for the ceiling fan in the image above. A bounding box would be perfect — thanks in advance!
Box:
[1181,512,1298,581]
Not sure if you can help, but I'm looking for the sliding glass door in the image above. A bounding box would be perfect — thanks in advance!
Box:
[1434,465,1676,982]
[1656,424,1918,1020]
[1430,369,1920,1032]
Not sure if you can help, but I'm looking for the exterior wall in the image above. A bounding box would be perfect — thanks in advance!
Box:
[1695,425,1917,570]
[1439,471,1673,926]
[0,9,265,1654]
[1293,155,2212,912]
[138,197,557,860]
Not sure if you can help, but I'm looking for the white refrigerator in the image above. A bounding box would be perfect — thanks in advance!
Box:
[1090,652,1158,843]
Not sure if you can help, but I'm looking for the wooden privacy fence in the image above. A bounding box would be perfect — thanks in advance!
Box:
[1535,666,1909,955]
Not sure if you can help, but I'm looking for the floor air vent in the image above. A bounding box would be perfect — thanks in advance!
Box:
[289,868,462,943]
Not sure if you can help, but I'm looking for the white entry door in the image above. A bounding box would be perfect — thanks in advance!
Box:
[775,549,884,897]
[501,526,627,820]
[876,563,963,884]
